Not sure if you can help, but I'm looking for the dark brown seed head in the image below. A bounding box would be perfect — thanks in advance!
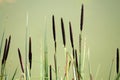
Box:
[52,15,56,42]
[29,37,32,70]
[52,15,57,52]
[116,48,119,74]
[61,18,66,47]
[2,39,8,65]
[49,65,52,80]
[75,49,78,69]
[69,21,74,48]
[5,35,11,61]
[18,48,24,73]
[80,4,84,31]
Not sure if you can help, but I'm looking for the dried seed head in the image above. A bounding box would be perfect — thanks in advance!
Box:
[75,49,78,69]
[116,48,119,74]
[69,21,74,48]
[52,15,56,42]
[52,15,57,52]
[29,37,32,70]
[80,4,84,31]
[5,35,11,61]
[61,18,66,47]
[49,65,52,80]
[2,39,8,65]
[18,48,24,73]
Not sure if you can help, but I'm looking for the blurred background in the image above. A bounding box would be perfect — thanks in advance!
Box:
[0,0,120,79]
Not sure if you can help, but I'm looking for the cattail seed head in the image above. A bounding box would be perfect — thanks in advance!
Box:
[116,48,119,74]
[18,48,24,73]
[69,21,74,48]
[80,4,84,31]
[2,39,8,65]
[61,18,66,47]
[29,37,32,70]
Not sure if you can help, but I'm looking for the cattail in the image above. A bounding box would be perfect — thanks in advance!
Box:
[116,48,119,74]
[2,39,8,65]
[52,15,57,52]
[80,4,84,31]
[29,37,32,70]
[61,18,66,47]
[49,65,52,80]
[5,35,11,61]
[75,49,78,69]
[18,48,24,73]
[69,22,74,49]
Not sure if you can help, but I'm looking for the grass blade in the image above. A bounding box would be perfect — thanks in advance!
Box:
[11,67,18,80]
[44,23,48,80]
[54,53,58,80]
[108,59,114,80]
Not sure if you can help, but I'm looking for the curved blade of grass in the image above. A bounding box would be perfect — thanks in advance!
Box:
[115,72,120,80]
[11,67,18,80]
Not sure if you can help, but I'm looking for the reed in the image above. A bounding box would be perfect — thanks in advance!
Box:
[116,48,119,74]
[1,35,11,80]
[49,65,52,80]
[52,15,57,52]
[29,37,32,77]
[61,18,66,47]
[18,48,24,73]
[80,4,84,31]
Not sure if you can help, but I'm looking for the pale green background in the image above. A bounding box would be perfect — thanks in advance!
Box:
[0,0,120,80]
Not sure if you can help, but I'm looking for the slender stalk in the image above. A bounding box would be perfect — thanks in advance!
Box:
[54,53,57,80]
